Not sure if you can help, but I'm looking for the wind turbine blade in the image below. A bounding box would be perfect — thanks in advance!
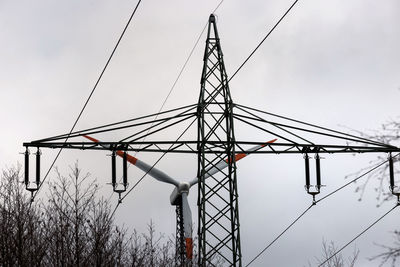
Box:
[189,139,277,186]
[181,192,193,259]
[84,135,111,149]
[83,135,179,186]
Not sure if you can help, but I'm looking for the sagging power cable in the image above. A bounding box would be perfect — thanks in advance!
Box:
[109,117,197,217]
[124,0,225,147]
[30,0,143,202]
[318,204,399,267]
[245,153,400,266]
[107,0,225,202]
[228,0,300,82]
[245,204,314,267]
[316,153,400,204]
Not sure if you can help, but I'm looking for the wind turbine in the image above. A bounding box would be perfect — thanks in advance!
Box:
[83,135,276,260]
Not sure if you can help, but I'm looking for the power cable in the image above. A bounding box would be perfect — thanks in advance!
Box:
[245,203,314,267]
[30,0,143,202]
[316,153,400,204]
[245,153,400,266]
[149,0,225,125]
[228,0,300,82]
[120,117,197,203]
[318,203,399,267]
[125,0,225,148]
[108,1,399,263]
[204,0,300,122]
[109,0,225,205]
[108,117,197,217]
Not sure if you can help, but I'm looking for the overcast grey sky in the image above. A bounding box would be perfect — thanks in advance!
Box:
[1,0,400,266]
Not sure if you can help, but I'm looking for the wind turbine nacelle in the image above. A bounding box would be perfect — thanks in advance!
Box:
[170,182,190,206]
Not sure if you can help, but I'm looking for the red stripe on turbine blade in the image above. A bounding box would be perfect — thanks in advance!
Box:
[224,153,247,164]
[224,138,277,164]
[261,138,277,147]
[83,135,138,165]
[116,151,138,165]
[185,238,193,259]
[83,135,99,143]
[225,153,246,164]
[235,153,247,161]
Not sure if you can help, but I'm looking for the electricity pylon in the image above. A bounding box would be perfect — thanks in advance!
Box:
[197,14,241,266]
[22,13,400,267]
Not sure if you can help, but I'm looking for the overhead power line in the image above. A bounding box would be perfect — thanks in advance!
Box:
[31,0,143,201]
[110,117,197,217]
[316,153,400,204]
[152,0,225,121]
[33,0,297,204]
[245,153,400,266]
[245,204,314,267]
[318,204,399,267]
[229,0,301,82]
[113,0,301,209]
[124,0,225,147]
[22,2,400,264]
[110,0,225,207]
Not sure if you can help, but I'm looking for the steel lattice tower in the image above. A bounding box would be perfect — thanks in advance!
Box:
[23,12,400,267]
[197,14,241,266]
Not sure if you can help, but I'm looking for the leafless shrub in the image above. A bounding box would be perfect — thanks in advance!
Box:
[0,163,180,266]
[0,165,47,266]
[309,240,358,267]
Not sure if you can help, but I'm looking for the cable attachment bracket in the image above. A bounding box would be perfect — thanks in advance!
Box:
[304,152,323,204]
[388,153,400,204]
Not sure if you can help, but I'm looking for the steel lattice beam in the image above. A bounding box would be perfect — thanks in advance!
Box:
[23,140,400,155]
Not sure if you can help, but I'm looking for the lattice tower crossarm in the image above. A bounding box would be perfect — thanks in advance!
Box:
[197,14,242,266]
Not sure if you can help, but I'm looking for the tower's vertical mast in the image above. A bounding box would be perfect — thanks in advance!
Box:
[197,14,242,266]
